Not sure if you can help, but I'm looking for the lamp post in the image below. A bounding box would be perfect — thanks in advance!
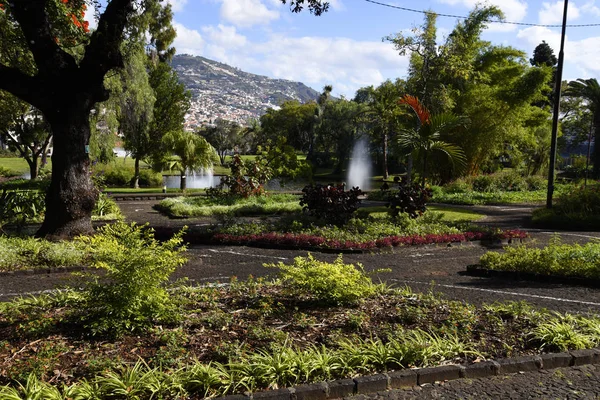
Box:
[546,0,569,208]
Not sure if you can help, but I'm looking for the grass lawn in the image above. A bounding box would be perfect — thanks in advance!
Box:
[0,157,45,175]
[356,205,485,223]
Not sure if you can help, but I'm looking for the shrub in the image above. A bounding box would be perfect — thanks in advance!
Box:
[387,179,432,219]
[443,178,471,194]
[0,236,85,272]
[471,175,497,192]
[495,171,528,192]
[0,166,21,178]
[525,175,546,191]
[300,184,362,226]
[218,154,272,197]
[0,189,45,231]
[75,222,187,336]
[532,184,600,229]
[92,193,123,220]
[92,163,162,187]
[264,253,378,305]
[480,236,600,279]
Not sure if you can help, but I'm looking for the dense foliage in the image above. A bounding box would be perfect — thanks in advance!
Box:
[300,183,362,226]
[386,178,433,219]
[480,236,600,279]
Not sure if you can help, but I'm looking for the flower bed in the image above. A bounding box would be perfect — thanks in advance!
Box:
[213,229,528,251]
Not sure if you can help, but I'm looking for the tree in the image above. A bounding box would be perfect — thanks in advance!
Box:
[0,98,52,180]
[200,119,242,165]
[564,78,600,178]
[397,95,467,184]
[317,98,365,174]
[355,80,405,179]
[0,0,328,237]
[118,43,156,188]
[530,41,557,67]
[161,130,218,190]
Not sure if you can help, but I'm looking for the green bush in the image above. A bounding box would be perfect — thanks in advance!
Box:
[75,222,188,336]
[532,184,600,229]
[471,175,497,192]
[92,193,123,221]
[443,179,471,194]
[0,189,45,230]
[480,236,600,279]
[265,254,379,305]
[0,236,85,272]
[92,163,162,187]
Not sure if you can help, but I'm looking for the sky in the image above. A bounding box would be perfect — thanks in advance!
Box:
[90,0,600,98]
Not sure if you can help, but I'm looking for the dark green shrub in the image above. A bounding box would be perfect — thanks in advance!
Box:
[138,169,163,187]
[300,184,362,226]
[387,179,432,219]
[525,175,546,191]
[496,171,527,192]
[443,179,471,194]
[76,222,187,336]
[472,175,497,192]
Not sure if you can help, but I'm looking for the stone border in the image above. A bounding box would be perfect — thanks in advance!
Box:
[465,265,600,289]
[219,349,600,399]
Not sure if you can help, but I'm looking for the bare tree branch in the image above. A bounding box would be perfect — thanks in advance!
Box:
[0,64,43,108]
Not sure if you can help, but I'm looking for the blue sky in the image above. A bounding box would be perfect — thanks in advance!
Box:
[91,1,600,98]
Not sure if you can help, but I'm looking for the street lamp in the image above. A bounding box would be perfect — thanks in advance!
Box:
[547,0,569,208]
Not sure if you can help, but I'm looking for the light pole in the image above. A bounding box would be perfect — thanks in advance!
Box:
[547,0,569,208]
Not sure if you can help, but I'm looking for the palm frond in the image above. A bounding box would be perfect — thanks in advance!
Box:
[399,95,430,125]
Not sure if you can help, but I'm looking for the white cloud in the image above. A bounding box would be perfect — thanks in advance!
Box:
[202,25,247,48]
[173,22,205,55]
[539,1,580,25]
[516,26,600,80]
[581,1,600,16]
[165,0,188,12]
[197,31,408,97]
[219,0,280,28]
[437,0,527,32]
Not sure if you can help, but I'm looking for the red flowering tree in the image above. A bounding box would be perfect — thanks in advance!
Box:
[0,0,328,238]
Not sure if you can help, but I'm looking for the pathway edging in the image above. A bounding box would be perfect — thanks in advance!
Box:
[220,349,600,399]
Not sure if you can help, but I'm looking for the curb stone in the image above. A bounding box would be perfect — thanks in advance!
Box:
[219,348,600,400]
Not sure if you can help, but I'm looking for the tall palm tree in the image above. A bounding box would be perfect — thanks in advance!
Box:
[397,95,467,184]
[564,78,600,179]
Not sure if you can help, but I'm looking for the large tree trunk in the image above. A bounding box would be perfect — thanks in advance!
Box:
[37,109,98,238]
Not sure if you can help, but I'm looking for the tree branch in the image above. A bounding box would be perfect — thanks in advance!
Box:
[81,0,135,100]
[11,0,78,76]
[0,64,44,108]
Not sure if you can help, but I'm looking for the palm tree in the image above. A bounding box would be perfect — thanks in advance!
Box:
[564,78,600,179]
[397,95,467,184]
[162,130,218,190]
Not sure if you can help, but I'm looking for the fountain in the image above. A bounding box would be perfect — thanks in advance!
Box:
[163,168,221,189]
[346,137,372,191]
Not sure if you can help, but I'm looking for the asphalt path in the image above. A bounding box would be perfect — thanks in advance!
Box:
[2,200,600,316]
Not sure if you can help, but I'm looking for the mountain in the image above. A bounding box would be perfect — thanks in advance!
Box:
[171,54,320,129]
